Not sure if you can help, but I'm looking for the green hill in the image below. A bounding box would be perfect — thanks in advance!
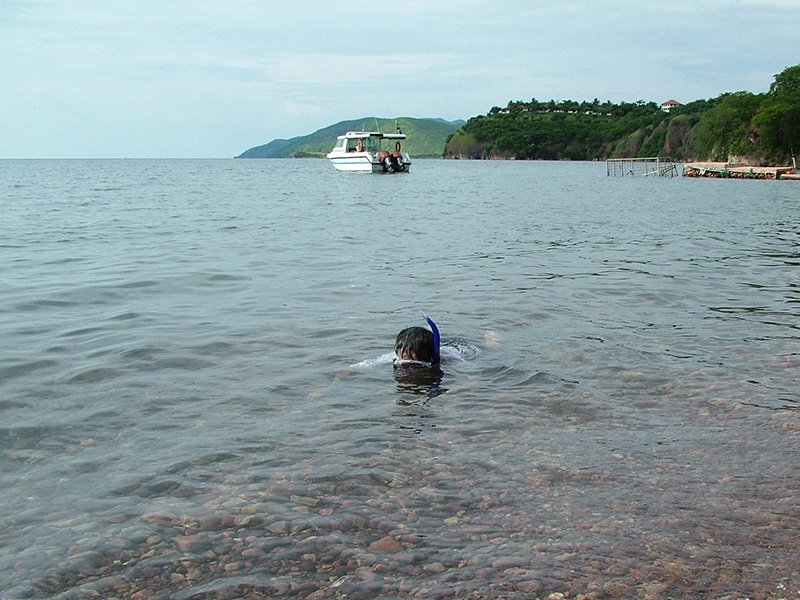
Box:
[443,99,710,162]
[237,117,464,159]
[443,65,800,165]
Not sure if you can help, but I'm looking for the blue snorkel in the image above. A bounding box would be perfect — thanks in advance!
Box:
[425,316,441,364]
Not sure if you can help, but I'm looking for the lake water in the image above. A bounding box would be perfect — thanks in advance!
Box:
[1,158,798,600]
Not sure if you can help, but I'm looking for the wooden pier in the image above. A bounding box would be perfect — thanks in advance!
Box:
[606,157,679,177]
[683,162,797,180]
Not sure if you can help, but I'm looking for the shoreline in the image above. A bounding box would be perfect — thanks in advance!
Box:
[684,161,799,180]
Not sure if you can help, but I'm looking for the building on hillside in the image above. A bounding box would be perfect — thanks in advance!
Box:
[661,99,682,112]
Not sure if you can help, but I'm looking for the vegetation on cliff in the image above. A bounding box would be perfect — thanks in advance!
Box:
[697,65,800,164]
[444,98,707,161]
[444,65,800,165]
[237,117,463,159]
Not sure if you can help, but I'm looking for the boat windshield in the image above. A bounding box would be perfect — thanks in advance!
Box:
[365,136,381,152]
[345,135,380,153]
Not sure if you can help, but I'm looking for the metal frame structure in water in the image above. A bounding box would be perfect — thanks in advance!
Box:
[606,157,680,177]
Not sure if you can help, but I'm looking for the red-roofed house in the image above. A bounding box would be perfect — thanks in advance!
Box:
[661,99,682,112]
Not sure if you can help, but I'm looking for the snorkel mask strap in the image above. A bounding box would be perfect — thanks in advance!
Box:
[425,316,441,364]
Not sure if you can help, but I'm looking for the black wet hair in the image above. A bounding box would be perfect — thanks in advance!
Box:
[395,326,435,363]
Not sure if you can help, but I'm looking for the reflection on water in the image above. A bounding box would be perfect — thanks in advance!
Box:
[0,159,798,599]
[393,362,446,398]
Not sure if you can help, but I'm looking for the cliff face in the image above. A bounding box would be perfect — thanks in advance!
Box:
[443,111,703,161]
[662,115,702,162]
[442,131,486,159]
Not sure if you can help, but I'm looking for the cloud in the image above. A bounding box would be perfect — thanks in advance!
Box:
[1,0,798,157]
[266,53,459,86]
[284,100,326,118]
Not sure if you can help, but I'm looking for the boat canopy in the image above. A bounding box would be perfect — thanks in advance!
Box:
[338,131,407,140]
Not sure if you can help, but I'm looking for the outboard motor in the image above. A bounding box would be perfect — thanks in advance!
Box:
[379,150,392,172]
[392,150,404,172]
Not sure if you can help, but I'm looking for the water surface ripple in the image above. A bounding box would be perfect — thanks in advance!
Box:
[1,159,798,599]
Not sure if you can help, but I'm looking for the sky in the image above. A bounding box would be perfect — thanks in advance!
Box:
[1,0,798,158]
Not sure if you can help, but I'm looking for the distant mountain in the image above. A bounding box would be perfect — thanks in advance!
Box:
[237,117,465,159]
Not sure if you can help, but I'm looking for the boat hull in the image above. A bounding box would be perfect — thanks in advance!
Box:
[327,152,412,173]
[327,153,385,173]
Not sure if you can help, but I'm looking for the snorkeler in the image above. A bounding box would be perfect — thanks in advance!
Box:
[393,316,445,397]
[394,316,441,364]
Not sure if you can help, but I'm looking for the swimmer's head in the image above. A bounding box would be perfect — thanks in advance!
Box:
[395,326,435,363]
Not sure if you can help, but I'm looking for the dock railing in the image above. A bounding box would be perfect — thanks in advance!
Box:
[606,157,679,177]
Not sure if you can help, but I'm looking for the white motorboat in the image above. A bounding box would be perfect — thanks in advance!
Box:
[327,131,411,173]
